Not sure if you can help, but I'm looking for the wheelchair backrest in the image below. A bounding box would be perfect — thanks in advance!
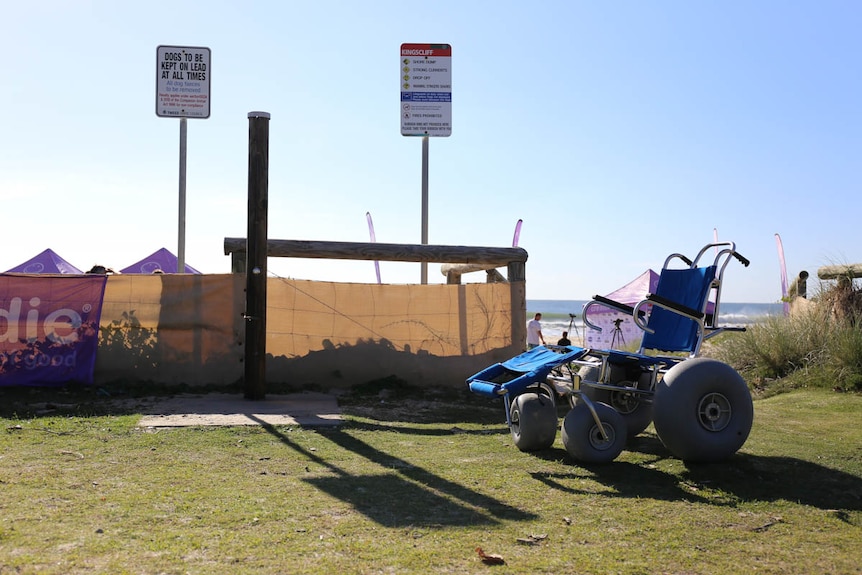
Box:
[641,264,716,353]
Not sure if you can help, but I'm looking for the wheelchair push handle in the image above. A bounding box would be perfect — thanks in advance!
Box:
[699,242,749,268]
[733,251,750,267]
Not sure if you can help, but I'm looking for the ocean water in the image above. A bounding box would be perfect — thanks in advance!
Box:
[528,299,785,345]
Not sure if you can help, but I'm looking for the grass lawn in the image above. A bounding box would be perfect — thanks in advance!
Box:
[1,386,860,574]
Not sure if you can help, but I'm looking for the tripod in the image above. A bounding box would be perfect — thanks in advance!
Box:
[567,313,582,346]
[610,317,626,349]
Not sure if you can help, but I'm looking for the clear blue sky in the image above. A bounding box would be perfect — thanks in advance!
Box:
[2,1,859,302]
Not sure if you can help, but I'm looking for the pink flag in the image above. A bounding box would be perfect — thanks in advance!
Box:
[775,233,790,316]
[366,212,381,284]
[512,219,523,247]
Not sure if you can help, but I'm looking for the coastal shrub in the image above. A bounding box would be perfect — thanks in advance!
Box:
[824,316,862,391]
[812,276,862,392]
[713,315,823,378]
[710,278,862,395]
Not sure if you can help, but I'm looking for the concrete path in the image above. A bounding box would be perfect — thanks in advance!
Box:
[136,392,342,428]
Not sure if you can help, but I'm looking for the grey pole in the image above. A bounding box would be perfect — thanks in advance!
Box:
[178,117,187,273]
[421,135,429,284]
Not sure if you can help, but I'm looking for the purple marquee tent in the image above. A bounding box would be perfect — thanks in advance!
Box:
[5,249,84,274]
[120,247,201,274]
[583,269,659,349]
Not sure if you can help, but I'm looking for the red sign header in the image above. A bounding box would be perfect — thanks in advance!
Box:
[400,43,451,58]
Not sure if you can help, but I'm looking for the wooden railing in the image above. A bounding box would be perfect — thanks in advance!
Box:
[223,238,528,283]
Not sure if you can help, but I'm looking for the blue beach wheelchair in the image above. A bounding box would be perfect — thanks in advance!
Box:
[466,242,753,463]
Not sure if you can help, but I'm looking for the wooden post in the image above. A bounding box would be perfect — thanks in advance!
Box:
[244,111,270,400]
[789,270,809,299]
[230,252,246,274]
[508,261,527,351]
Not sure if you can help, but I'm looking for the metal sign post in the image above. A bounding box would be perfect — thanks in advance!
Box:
[178,118,187,272]
[421,135,429,283]
[400,43,451,284]
[156,45,211,273]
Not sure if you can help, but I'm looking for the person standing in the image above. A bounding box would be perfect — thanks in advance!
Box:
[527,312,545,349]
[557,331,572,346]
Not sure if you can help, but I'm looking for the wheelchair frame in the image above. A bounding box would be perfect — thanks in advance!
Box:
[466,242,754,463]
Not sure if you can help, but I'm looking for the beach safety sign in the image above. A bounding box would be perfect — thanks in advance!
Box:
[156,45,211,119]
[400,43,451,137]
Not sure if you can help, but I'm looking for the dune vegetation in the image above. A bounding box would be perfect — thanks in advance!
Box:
[709,275,862,397]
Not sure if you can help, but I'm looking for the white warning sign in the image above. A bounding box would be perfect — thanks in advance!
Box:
[400,43,451,137]
[156,45,211,119]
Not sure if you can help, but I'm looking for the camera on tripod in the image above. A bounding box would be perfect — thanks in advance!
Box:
[611,317,626,348]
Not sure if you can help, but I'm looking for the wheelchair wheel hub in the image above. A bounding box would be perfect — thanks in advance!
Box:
[609,389,640,415]
[697,392,732,432]
[589,423,617,450]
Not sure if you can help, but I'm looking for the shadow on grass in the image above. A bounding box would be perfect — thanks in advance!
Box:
[0,382,234,419]
[339,391,507,426]
[683,453,862,513]
[341,419,509,437]
[248,415,535,528]
[0,383,505,425]
[530,442,862,514]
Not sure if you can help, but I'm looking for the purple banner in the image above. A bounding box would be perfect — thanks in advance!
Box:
[0,275,108,386]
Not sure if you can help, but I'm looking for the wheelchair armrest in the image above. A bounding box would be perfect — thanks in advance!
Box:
[646,293,704,320]
[590,295,634,316]
[633,294,705,333]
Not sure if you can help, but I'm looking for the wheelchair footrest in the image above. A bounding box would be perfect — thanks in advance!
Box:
[467,346,591,399]
[468,380,506,397]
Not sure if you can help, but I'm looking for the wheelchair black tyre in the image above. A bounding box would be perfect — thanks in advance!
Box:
[527,381,556,407]
[561,402,627,463]
[509,392,558,452]
[579,365,653,439]
[652,358,753,462]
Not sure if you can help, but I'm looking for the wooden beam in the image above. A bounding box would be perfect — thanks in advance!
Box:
[818,264,862,280]
[224,238,528,267]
